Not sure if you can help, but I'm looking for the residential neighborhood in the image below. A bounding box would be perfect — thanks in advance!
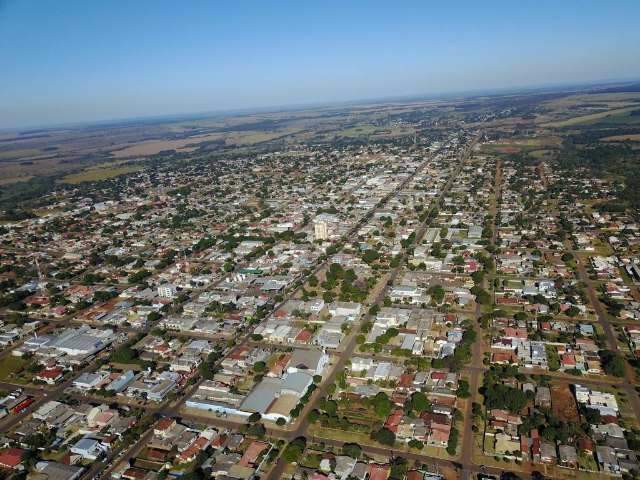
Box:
[3,83,640,480]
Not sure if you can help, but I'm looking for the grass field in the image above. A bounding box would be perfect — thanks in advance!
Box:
[61,164,143,184]
[0,148,42,160]
[542,107,640,128]
[601,133,640,142]
[110,133,224,158]
[337,124,379,137]
[0,355,29,382]
[481,137,560,155]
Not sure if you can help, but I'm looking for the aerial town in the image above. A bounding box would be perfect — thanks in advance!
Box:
[2,82,640,480]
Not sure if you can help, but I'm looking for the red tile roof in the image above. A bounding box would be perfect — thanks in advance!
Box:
[368,464,390,480]
[0,448,24,469]
[239,441,269,467]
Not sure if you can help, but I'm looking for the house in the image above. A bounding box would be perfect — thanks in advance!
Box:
[597,445,620,473]
[540,442,557,464]
[70,436,106,461]
[33,461,84,480]
[428,423,451,447]
[238,441,268,468]
[558,444,578,468]
[0,448,24,470]
[106,370,135,392]
[35,366,64,385]
[157,284,177,299]
[286,349,328,376]
[334,455,357,480]
[280,372,313,397]
[73,371,109,390]
[368,464,391,480]
[154,417,177,437]
[327,302,362,320]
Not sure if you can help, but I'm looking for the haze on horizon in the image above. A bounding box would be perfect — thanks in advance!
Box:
[1,0,639,130]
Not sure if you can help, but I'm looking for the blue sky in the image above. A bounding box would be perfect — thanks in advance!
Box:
[1,0,639,129]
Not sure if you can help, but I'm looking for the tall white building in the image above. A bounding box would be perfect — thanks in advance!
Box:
[157,284,177,299]
[314,220,329,241]
[313,213,337,241]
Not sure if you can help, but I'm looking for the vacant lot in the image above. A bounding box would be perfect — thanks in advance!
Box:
[551,383,580,423]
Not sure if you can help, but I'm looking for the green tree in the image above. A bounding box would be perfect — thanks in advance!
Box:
[372,427,395,446]
[372,392,393,418]
[342,442,362,458]
[283,437,306,463]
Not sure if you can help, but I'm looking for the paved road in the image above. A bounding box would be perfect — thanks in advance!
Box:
[460,152,496,480]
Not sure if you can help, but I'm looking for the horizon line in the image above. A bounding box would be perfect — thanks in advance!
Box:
[3,76,639,133]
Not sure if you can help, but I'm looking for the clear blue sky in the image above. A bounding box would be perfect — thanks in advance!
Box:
[1,0,639,129]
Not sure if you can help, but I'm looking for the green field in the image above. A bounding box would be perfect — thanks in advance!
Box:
[0,355,29,382]
[542,106,640,128]
[0,148,42,160]
[61,164,143,184]
[336,124,379,137]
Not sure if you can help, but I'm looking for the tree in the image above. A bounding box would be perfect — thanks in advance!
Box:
[601,350,626,377]
[323,291,335,303]
[362,249,380,264]
[409,391,431,414]
[342,442,362,458]
[446,426,459,455]
[276,417,287,426]
[565,306,580,317]
[471,286,491,305]
[428,285,445,304]
[408,439,423,449]
[324,399,338,416]
[456,379,471,398]
[372,427,395,446]
[482,381,528,412]
[372,392,392,418]
[583,407,601,424]
[283,437,306,463]
[247,412,262,423]
[246,423,266,437]
[514,311,528,321]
